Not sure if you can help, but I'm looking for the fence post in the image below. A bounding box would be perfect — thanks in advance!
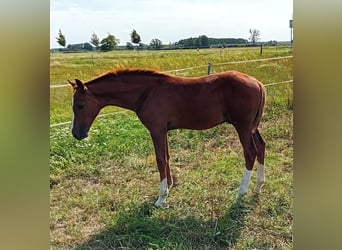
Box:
[207,63,211,75]
[260,43,263,55]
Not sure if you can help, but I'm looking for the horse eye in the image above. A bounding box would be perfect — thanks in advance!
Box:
[77,104,84,110]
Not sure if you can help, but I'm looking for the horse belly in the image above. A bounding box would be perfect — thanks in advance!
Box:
[169,108,225,130]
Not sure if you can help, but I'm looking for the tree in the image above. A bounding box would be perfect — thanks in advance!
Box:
[249,28,261,45]
[150,38,162,49]
[130,29,141,49]
[199,35,209,47]
[56,29,66,48]
[90,32,100,50]
[100,33,118,51]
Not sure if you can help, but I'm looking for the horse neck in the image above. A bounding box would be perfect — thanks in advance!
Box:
[87,75,158,112]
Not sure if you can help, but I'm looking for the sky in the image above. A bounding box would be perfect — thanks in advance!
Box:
[50,0,293,48]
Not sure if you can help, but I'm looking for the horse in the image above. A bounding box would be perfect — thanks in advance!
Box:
[68,69,266,207]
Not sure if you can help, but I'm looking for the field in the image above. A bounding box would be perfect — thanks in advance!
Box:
[50,47,293,249]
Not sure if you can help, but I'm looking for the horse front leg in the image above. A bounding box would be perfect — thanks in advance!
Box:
[150,130,171,207]
[165,135,173,188]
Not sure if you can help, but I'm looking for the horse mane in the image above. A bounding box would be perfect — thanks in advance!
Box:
[84,68,171,85]
[106,68,169,79]
[114,68,170,77]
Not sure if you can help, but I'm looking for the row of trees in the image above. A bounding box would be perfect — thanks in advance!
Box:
[176,36,250,48]
[171,29,261,49]
[56,28,262,51]
[57,29,163,51]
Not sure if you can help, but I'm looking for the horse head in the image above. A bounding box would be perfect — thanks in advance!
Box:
[68,79,101,140]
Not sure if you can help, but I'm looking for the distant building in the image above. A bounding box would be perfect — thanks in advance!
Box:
[67,42,94,51]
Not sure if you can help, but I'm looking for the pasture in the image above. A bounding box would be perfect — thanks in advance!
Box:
[50,47,293,249]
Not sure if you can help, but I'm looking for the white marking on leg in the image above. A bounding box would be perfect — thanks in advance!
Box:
[154,178,169,207]
[237,169,252,198]
[255,162,265,193]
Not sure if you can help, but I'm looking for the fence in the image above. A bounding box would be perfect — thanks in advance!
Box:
[50,56,293,89]
[50,55,293,128]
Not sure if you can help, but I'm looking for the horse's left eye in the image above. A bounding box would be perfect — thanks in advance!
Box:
[77,104,84,110]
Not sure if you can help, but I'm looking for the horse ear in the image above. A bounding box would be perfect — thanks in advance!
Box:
[75,79,86,92]
[75,79,83,88]
[68,79,75,87]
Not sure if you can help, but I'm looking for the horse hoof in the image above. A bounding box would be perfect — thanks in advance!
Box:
[154,198,166,207]
[236,192,247,200]
[254,182,265,193]
[154,202,162,207]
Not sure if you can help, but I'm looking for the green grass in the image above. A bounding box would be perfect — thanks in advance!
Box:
[50,47,293,249]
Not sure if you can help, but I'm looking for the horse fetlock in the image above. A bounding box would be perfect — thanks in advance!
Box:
[155,178,169,207]
[237,169,252,197]
[237,183,249,196]
[155,191,168,207]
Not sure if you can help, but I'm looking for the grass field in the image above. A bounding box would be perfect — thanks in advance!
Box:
[50,47,293,249]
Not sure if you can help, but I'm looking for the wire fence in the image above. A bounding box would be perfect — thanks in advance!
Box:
[50,55,293,128]
[50,79,293,129]
[50,55,293,89]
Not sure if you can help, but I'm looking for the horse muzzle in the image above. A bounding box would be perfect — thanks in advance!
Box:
[72,127,88,140]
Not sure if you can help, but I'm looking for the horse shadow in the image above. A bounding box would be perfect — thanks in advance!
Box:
[74,195,260,250]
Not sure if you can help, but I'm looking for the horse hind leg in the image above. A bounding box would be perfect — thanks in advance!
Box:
[236,128,258,198]
[252,129,266,193]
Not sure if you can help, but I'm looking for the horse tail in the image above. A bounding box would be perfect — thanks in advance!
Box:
[252,80,266,133]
